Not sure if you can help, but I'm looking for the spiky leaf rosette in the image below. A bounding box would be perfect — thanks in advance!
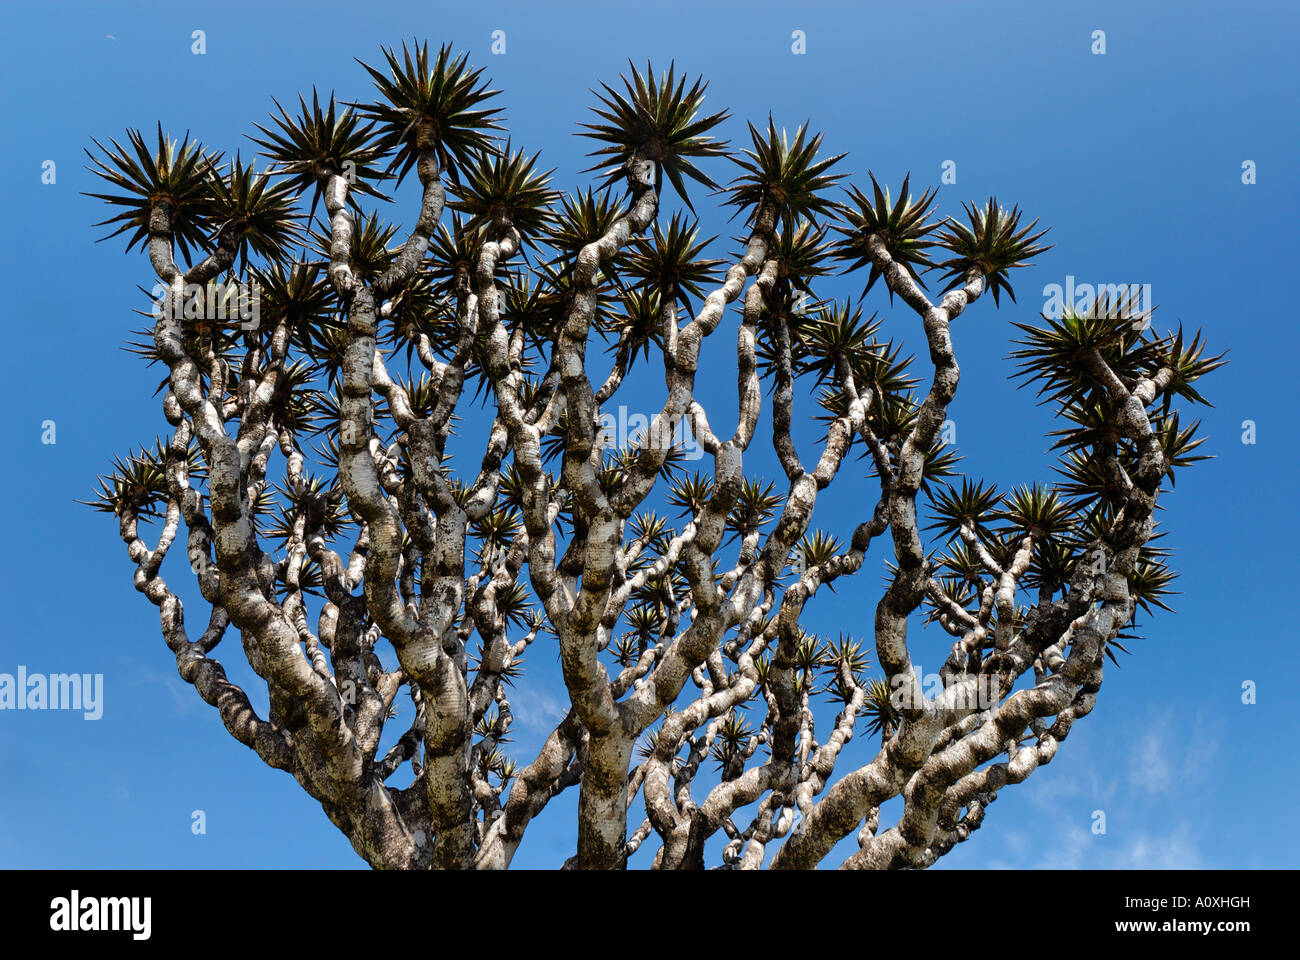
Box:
[638,719,681,762]
[1156,324,1229,413]
[767,217,834,299]
[723,118,846,228]
[626,213,723,312]
[86,125,220,262]
[813,387,949,492]
[1150,410,1211,488]
[604,432,690,483]
[725,478,782,543]
[996,483,1076,539]
[255,358,328,436]
[471,506,524,555]
[519,258,620,352]
[83,438,205,519]
[425,213,488,297]
[546,188,629,268]
[931,545,987,591]
[710,713,756,774]
[380,271,455,365]
[819,634,871,684]
[358,41,504,185]
[1046,399,1125,456]
[125,285,245,394]
[1127,554,1178,620]
[475,709,513,746]
[302,328,352,389]
[789,302,888,388]
[752,221,837,376]
[935,197,1050,306]
[917,436,962,495]
[1053,449,1122,507]
[666,471,713,518]
[251,90,388,211]
[852,340,920,406]
[927,478,1002,542]
[834,173,938,298]
[1023,538,1079,596]
[861,390,920,448]
[601,287,669,371]
[496,274,563,352]
[861,677,899,741]
[1010,298,1163,409]
[261,473,348,548]
[311,210,399,284]
[207,154,302,269]
[448,142,558,240]
[791,531,842,580]
[619,605,667,648]
[924,574,978,619]
[980,529,1024,571]
[578,61,729,208]
[608,634,641,669]
[793,633,824,676]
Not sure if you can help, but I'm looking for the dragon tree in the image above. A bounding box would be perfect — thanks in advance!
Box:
[85,42,1225,869]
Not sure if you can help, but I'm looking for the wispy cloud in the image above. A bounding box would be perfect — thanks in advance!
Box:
[1111,824,1204,868]
[503,685,568,755]
[1128,707,1219,795]
[1033,825,1093,869]
[970,706,1220,869]
[1024,817,1206,869]
[135,664,198,716]
[1129,720,1175,793]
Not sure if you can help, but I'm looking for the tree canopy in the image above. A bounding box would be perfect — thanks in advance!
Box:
[86,42,1224,869]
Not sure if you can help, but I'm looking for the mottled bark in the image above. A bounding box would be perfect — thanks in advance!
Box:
[91,52,1216,870]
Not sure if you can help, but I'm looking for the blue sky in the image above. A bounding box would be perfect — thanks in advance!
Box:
[0,0,1296,869]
